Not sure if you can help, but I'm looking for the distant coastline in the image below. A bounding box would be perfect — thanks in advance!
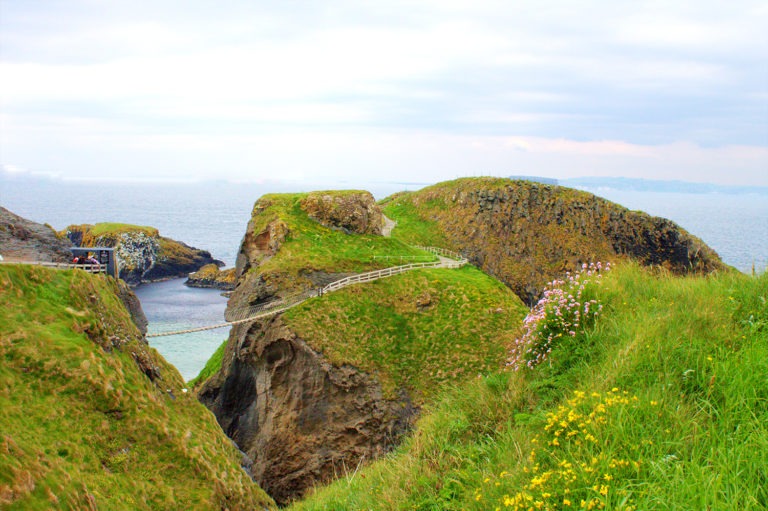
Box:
[560,177,768,195]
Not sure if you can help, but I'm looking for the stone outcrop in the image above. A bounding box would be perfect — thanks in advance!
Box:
[198,316,416,505]
[0,207,73,262]
[63,224,223,286]
[300,191,383,235]
[186,264,237,291]
[392,178,728,304]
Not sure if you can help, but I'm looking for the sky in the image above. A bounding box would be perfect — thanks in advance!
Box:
[1,0,767,186]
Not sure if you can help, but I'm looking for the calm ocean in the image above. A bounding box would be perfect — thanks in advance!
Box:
[2,177,766,380]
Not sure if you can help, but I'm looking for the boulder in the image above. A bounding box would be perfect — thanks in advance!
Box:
[300,191,383,235]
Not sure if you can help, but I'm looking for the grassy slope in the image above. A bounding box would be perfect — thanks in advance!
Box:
[0,265,274,510]
[290,264,767,510]
[284,266,528,400]
[250,193,434,278]
[379,191,452,249]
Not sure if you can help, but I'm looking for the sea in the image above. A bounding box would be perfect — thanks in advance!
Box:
[2,177,766,381]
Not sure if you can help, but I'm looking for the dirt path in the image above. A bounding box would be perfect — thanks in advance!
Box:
[381,215,396,237]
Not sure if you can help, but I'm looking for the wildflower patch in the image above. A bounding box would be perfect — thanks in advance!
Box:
[480,389,645,510]
[508,262,610,370]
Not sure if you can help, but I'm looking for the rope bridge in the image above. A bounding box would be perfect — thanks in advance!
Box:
[145,247,467,338]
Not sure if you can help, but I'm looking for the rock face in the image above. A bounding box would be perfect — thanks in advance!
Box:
[0,207,73,262]
[300,191,383,235]
[198,316,416,505]
[64,224,222,286]
[391,178,728,304]
[115,278,149,336]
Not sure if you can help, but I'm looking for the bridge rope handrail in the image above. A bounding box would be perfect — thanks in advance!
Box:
[145,246,468,338]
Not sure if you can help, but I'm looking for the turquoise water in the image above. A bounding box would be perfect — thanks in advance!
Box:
[133,278,229,381]
[2,177,766,380]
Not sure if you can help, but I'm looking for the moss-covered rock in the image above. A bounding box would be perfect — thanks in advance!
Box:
[186,264,237,291]
[299,190,383,235]
[62,223,222,286]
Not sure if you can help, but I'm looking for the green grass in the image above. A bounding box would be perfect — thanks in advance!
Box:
[0,265,274,510]
[289,264,768,510]
[65,222,160,240]
[250,193,434,280]
[284,265,528,400]
[380,192,453,249]
[87,223,159,238]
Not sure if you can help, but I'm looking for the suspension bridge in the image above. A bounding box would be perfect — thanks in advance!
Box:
[145,246,467,338]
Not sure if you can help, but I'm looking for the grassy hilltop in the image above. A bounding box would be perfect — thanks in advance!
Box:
[0,265,274,510]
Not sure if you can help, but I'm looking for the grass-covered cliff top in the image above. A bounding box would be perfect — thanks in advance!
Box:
[245,191,434,277]
[284,265,528,400]
[0,265,274,510]
[290,263,768,510]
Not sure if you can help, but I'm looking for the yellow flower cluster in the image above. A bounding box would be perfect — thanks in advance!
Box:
[483,389,644,511]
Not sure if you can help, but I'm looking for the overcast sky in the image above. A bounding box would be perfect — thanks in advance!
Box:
[1,0,767,186]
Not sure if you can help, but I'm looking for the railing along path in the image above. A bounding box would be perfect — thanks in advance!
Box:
[0,260,106,274]
[146,247,467,338]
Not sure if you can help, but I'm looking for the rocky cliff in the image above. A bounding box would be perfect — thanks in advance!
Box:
[199,316,416,505]
[0,206,73,262]
[63,223,222,286]
[383,178,728,304]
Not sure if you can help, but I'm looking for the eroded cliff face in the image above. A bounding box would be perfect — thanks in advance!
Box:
[393,179,728,304]
[198,316,416,505]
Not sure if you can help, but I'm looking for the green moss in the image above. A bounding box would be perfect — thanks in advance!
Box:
[0,265,274,510]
